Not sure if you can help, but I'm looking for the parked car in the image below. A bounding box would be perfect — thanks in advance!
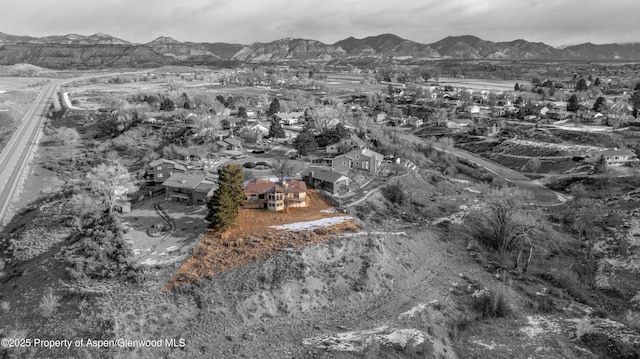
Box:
[243,162,256,168]
[252,149,265,154]
[255,161,270,169]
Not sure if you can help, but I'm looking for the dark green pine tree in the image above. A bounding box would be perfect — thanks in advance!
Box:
[292,127,317,156]
[206,164,244,231]
[566,94,580,112]
[594,155,608,174]
[267,98,281,117]
[268,119,286,138]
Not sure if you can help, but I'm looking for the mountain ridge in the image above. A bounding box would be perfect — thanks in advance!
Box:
[0,31,639,68]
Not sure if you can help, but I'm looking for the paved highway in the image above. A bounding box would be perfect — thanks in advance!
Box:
[0,80,64,224]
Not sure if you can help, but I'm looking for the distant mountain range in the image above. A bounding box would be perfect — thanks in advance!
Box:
[0,31,639,69]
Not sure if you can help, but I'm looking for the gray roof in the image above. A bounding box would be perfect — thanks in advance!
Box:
[303,167,349,183]
[149,158,186,171]
[162,173,207,190]
[599,149,637,158]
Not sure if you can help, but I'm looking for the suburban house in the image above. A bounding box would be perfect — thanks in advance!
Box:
[302,167,351,194]
[407,116,424,127]
[147,158,187,184]
[162,173,217,205]
[247,121,270,137]
[446,118,473,129]
[596,149,639,166]
[326,134,366,154]
[244,178,308,211]
[275,112,304,125]
[372,111,388,123]
[215,136,244,151]
[332,148,384,174]
[221,117,245,130]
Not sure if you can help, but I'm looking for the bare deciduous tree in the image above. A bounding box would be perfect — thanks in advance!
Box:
[86,163,138,214]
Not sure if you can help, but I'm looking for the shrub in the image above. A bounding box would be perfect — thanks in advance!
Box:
[471,286,512,318]
[39,291,61,318]
[448,312,475,341]
[381,184,405,205]
[61,215,139,280]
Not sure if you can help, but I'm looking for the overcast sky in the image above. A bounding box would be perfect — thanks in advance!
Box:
[2,0,639,47]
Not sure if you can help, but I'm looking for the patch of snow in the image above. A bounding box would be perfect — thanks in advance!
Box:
[471,339,501,350]
[303,325,425,352]
[520,315,561,338]
[465,187,481,194]
[270,216,352,231]
[320,207,339,214]
[397,300,438,320]
[342,231,406,237]
[0,90,6,94]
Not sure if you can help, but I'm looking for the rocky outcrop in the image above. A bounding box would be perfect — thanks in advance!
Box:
[232,38,346,62]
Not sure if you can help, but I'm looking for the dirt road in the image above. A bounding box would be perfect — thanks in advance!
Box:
[397,131,564,206]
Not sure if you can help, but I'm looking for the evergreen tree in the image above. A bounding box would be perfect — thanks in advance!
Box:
[592,96,606,112]
[631,83,640,118]
[206,164,244,231]
[159,98,175,111]
[576,78,589,92]
[514,83,520,91]
[237,106,247,118]
[267,98,281,117]
[292,127,317,156]
[594,155,608,174]
[268,118,286,138]
[567,94,580,112]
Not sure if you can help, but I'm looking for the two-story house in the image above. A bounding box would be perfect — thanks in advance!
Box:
[162,173,217,205]
[244,178,308,211]
[147,158,187,184]
[597,149,639,166]
[332,148,384,174]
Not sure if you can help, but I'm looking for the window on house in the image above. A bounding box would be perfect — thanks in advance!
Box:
[157,166,162,170]
[157,173,163,178]
[259,194,265,199]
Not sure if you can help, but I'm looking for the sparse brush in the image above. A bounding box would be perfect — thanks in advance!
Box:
[448,311,475,341]
[39,291,61,318]
[471,285,512,318]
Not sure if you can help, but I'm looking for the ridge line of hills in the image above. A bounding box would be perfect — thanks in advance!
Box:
[1,31,639,69]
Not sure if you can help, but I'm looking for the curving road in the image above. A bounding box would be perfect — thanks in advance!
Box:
[395,131,564,206]
[0,80,64,224]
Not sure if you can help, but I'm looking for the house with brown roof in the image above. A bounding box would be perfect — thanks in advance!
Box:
[332,148,384,174]
[147,158,187,184]
[244,178,308,211]
[162,173,217,205]
[326,134,366,154]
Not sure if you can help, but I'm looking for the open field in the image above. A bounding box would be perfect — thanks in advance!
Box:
[435,77,518,92]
